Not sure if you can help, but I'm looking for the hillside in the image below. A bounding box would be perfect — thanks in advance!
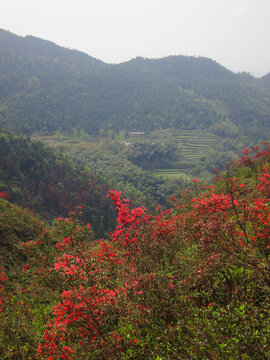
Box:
[0,142,269,359]
[0,29,270,140]
[258,72,270,90]
[0,195,44,269]
[0,132,115,236]
[33,130,239,208]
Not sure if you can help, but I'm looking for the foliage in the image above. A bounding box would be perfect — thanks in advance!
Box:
[33,135,186,208]
[0,132,115,236]
[34,130,256,209]
[0,195,44,269]
[0,30,270,141]
[0,142,270,358]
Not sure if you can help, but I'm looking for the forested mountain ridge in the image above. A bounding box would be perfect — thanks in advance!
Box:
[0,29,269,139]
[0,29,103,101]
[258,72,270,90]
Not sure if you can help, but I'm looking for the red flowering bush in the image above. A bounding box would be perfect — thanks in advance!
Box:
[1,142,270,359]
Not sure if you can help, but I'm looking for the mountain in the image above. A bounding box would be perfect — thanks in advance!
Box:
[258,72,270,90]
[0,29,269,139]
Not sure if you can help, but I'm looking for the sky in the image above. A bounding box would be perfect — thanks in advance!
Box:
[1,0,269,76]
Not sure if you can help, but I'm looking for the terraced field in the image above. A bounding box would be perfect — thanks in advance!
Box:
[149,130,220,179]
[35,130,221,184]
[177,130,219,157]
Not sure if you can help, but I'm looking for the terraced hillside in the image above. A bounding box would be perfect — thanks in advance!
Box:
[33,130,238,206]
[150,130,221,180]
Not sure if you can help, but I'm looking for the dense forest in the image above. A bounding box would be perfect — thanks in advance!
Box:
[0,132,116,236]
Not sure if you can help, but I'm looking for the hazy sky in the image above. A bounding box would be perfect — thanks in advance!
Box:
[1,0,269,76]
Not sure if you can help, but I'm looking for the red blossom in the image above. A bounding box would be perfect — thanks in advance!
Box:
[0,191,9,199]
